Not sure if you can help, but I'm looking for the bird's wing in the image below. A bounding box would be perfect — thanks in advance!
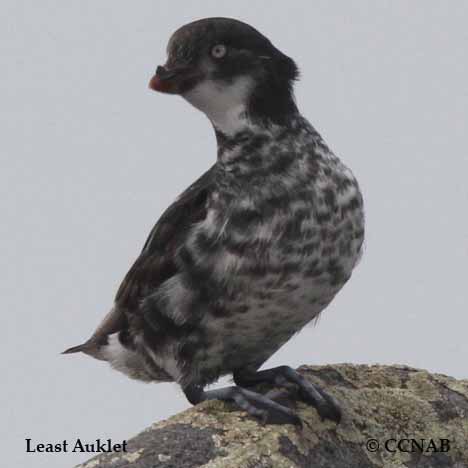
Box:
[115,164,215,311]
[62,165,215,355]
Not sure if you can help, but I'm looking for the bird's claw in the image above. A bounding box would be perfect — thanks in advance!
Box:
[234,365,342,424]
[298,385,342,423]
[233,387,302,426]
[184,384,302,426]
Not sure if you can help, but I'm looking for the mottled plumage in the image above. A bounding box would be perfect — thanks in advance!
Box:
[64,17,364,425]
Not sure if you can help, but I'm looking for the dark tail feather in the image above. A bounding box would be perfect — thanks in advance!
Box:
[61,343,89,355]
[61,339,103,359]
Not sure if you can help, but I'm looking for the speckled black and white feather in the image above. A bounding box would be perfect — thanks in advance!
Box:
[64,18,364,399]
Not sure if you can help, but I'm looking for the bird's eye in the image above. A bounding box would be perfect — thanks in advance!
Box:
[211,44,227,59]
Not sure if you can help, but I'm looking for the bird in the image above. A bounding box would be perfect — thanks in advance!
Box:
[63,17,365,426]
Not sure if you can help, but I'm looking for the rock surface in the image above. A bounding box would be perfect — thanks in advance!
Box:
[76,364,468,468]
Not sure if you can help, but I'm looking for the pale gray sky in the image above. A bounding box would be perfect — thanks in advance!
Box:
[2,1,467,467]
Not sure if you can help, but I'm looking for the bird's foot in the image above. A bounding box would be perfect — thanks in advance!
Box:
[183,384,301,426]
[234,365,341,423]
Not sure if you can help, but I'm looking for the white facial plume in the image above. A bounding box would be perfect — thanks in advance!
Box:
[183,75,255,135]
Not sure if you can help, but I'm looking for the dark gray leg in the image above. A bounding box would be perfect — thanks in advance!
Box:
[183,384,301,426]
[233,365,341,423]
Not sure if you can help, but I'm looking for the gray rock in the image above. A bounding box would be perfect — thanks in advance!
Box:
[76,364,468,468]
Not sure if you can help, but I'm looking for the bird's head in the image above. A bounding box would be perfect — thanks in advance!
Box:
[149,18,299,134]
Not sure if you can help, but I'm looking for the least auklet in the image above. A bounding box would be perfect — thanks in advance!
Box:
[64,17,365,426]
